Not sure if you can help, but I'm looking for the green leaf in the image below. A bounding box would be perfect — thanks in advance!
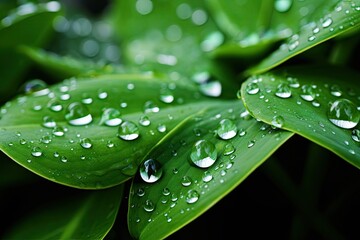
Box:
[3,184,124,240]
[128,100,293,240]
[206,0,339,58]
[109,0,223,78]
[241,65,360,168]
[246,0,360,76]
[0,74,241,189]
[0,2,60,102]
[20,46,125,80]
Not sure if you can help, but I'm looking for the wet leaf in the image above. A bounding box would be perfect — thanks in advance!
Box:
[3,185,124,240]
[128,100,293,239]
[241,65,360,167]
[246,0,360,75]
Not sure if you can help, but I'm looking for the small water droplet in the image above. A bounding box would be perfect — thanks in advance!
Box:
[223,143,235,156]
[157,124,167,133]
[107,140,114,148]
[136,0,153,15]
[99,108,122,126]
[47,99,63,112]
[31,146,42,157]
[139,115,151,126]
[40,135,52,144]
[322,17,333,28]
[118,121,140,140]
[300,85,316,101]
[202,171,213,182]
[272,115,285,128]
[247,140,255,148]
[159,90,174,103]
[20,139,27,145]
[217,119,237,140]
[23,79,50,96]
[275,83,292,98]
[330,84,342,97]
[144,101,159,113]
[65,102,92,126]
[162,187,171,196]
[181,176,192,186]
[136,187,145,197]
[52,126,65,137]
[190,140,217,168]
[97,89,108,99]
[199,81,222,97]
[42,116,57,128]
[351,129,360,142]
[139,158,163,183]
[143,199,155,212]
[246,82,260,95]
[327,99,360,129]
[80,138,92,149]
[61,156,68,163]
[186,189,200,204]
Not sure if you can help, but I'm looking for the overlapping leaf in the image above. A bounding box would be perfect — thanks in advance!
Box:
[246,0,360,75]
[3,184,124,240]
[128,101,293,239]
[241,65,360,167]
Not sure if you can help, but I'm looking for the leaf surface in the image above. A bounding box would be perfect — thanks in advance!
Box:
[3,185,124,240]
[128,100,293,239]
[241,65,360,167]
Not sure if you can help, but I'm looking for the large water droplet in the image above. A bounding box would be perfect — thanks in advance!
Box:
[118,121,140,140]
[217,119,237,140]
[190,140,217,168]
[327,99,360,129]
[99,108,122,126]
[274,0,293,13]
[65,102,92,126]
[186,189,200,204]
[139,158,163,183]
[23,79,50,96]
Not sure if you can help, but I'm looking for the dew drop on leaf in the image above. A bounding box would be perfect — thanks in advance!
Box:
[199,81,222,97]
[139,158,163,183]
[31,146,42,157]
[139,115,151,126]
[118,121,140,140]
[143,199,155,212]
[80,138,92,149]
[186,189,200,204]
[47,99,63,112]
[351,129,360,142]
[217,119,237,140]
[52,126,65,137]
[22,79,50,96]
[99,108,122,126]
[42,116,57,128]
[223,143,235,156]
[274,0,293,13]
[65,102,92,126]
[202,171,213,182]
[300,84,316,101]
[245,81,260,95]
[275,83,292,98]
[190,139,217,168]
[181,176,192,186]
[327,99,360,129]
[272,115,285,128]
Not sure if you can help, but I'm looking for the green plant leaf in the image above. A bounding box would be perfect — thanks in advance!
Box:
[241,65,360,168]
[0,2,60,103]
[109,0,223,79]
[246,0,360,76]
[3,184,124,240]
[0,74,241,189]
[127,100,293,240]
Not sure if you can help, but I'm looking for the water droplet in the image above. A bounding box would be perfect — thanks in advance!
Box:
[201,31,224,52]
[176,3,192,20]
[139,115,151,126]
[52,126,65,137]
[65,102,92,126]
[247,140,255,148]
[23,79,50,96]
[107,140,114,148]
[351,129,360,142]
[61,156,68,163]
[157,124,166,133]
[275,83,292,98]
[322,17,333,28]
[143,199,155,212]
[42,116,57,128]
[99,108,122,126]
[246,82,260,95]
[181,176,192,186]
[31,146,42,157]
[136,0,153,15]
[159,90,174,103]
[327,99,360,129]
[223,143,235,156]
[97,89,108,99]
[330,84,342,97]
[272,115,285,128]
[199,81,222,97]
[80,138,92,149]
[162,187,171,196]
[47,99,63,112]
[186,189,200,204]
[139,159,163,183]
[191,9,207,26]
[136,187,145,197]
[190,140,218,168]
[217,119,237,140]
[202,171,213,182]
[20,139,27,145]
[274,0,293,13]
[118,121,140,140]
[144,101,159,113]
[300,85,316,101]
[40,135,52,144]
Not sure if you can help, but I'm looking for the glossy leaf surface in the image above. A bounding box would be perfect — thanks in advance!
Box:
[3,184,124,240]
[241,65,360,167]
[128,101,293,239]
[246,0,360,75]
